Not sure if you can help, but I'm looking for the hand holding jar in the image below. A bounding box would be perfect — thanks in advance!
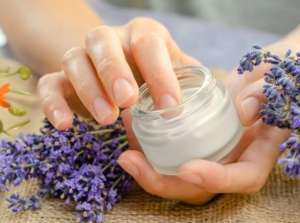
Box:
[38,18,294,205]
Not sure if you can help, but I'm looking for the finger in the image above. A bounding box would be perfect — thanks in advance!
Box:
[117,150,216,204]
[37,72,74,130]
[85,26,139,108]
[121,108,142,153]
[177,123,289,194]
[225,66,269,99]
[62,47,120,125]
[234,78,267,126]
[129,19,182,111]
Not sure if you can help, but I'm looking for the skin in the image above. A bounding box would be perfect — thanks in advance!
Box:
[2,0,300,205]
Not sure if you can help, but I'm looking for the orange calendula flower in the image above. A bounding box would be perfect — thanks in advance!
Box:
[0,83,10,108]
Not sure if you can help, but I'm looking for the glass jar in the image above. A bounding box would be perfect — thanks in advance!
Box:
[130,65,242,175]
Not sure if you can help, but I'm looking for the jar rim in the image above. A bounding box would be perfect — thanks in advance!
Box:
[130,65,215,119]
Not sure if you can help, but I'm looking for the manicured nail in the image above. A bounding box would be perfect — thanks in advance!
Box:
[158,93,177,110]
[117,160,140,178]
[113,78,134,106]
[158,93,181,118]
[177,170,203,185]
[53,110,65,129]
[93,97,113,122]
[241,97,260,123]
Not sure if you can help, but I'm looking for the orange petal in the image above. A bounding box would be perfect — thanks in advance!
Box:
[0,83,10,95]
[0,100,10,108]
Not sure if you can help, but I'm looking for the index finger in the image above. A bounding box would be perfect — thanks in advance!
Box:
[129,18,183,111]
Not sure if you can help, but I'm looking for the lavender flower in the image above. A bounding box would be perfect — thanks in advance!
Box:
[0,114,132,222]
[238,45,300,177]
[6,194,42,212]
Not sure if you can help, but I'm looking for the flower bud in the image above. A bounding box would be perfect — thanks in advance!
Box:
[18,66,31,80]
[8,106,27,116]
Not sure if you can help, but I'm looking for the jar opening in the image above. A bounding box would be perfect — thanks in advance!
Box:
[130,65,216,120]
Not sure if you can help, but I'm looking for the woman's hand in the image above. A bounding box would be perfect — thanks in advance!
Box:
[37,18,199,129]
[116,40,298,204]
[38,17,299,205]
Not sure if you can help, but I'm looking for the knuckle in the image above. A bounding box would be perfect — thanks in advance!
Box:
[96,56,120,82]
[129,17,166,33]
[143,182,165,196]
[243,178,266,195]
[130,17,159,26]
[131,32,162,50]
[147,68,172,88]
[215,180,231,192]
[62,47,85,69]
[40,92,59,114]
[213,168,233,192]
[75,78,95,97]
[85,25,113,46]
[37,74,50,92]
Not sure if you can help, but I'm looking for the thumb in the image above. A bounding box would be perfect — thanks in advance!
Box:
[234,78,267,126]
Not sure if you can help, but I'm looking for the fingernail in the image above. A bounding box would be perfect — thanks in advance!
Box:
[113,78,134,106]
[158,93,177,110]
[177,170,203,185]
[117,160,140,178]
[240,97,260,123]
[93,97,113,122]
[53,110,65,128]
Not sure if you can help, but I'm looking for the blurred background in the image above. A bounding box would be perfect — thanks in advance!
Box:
[104,0,300,35]
[0,0,297,71]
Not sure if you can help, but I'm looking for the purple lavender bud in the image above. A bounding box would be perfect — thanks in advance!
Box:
[82,133,94,143]
[238,55,254,73]
[252,45,263,50]
[269,53,281,61]
[6,194,31,212]
[237,66,244,74]
[285,49,292,58]
[291,68,300,76]
[278,158,289,165]
[263,59,280,65]
[284,60,298,73]
[28,194,42,210]
[263,84,278,100]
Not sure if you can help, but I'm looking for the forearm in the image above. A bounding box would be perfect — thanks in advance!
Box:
[0,0,104,75]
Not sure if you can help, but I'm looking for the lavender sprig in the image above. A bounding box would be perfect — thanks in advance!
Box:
[6,194,42,212]
[238,45,300,177]
[0,114,132,223]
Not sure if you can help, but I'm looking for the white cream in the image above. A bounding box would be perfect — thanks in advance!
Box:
[131,65,242,175]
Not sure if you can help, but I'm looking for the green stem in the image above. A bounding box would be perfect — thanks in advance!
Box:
[110,175,123,189]
[2,130,18,140]
[41,192,49,202]
[9,89,30,96]
[76,134,127,158]
[0,68,9,73]
[77,129,116,137]
[102,140,128,172]
[103,134,127,145]
[102,175,124,201]
[292,152,298,159]
[5,119,30,132]
[0,71,18,77]
[25,160,45,168]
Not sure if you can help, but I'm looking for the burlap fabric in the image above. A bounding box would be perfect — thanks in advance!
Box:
[0,58,299,223]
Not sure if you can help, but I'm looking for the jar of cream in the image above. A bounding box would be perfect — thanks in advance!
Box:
[130,65,242,175]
